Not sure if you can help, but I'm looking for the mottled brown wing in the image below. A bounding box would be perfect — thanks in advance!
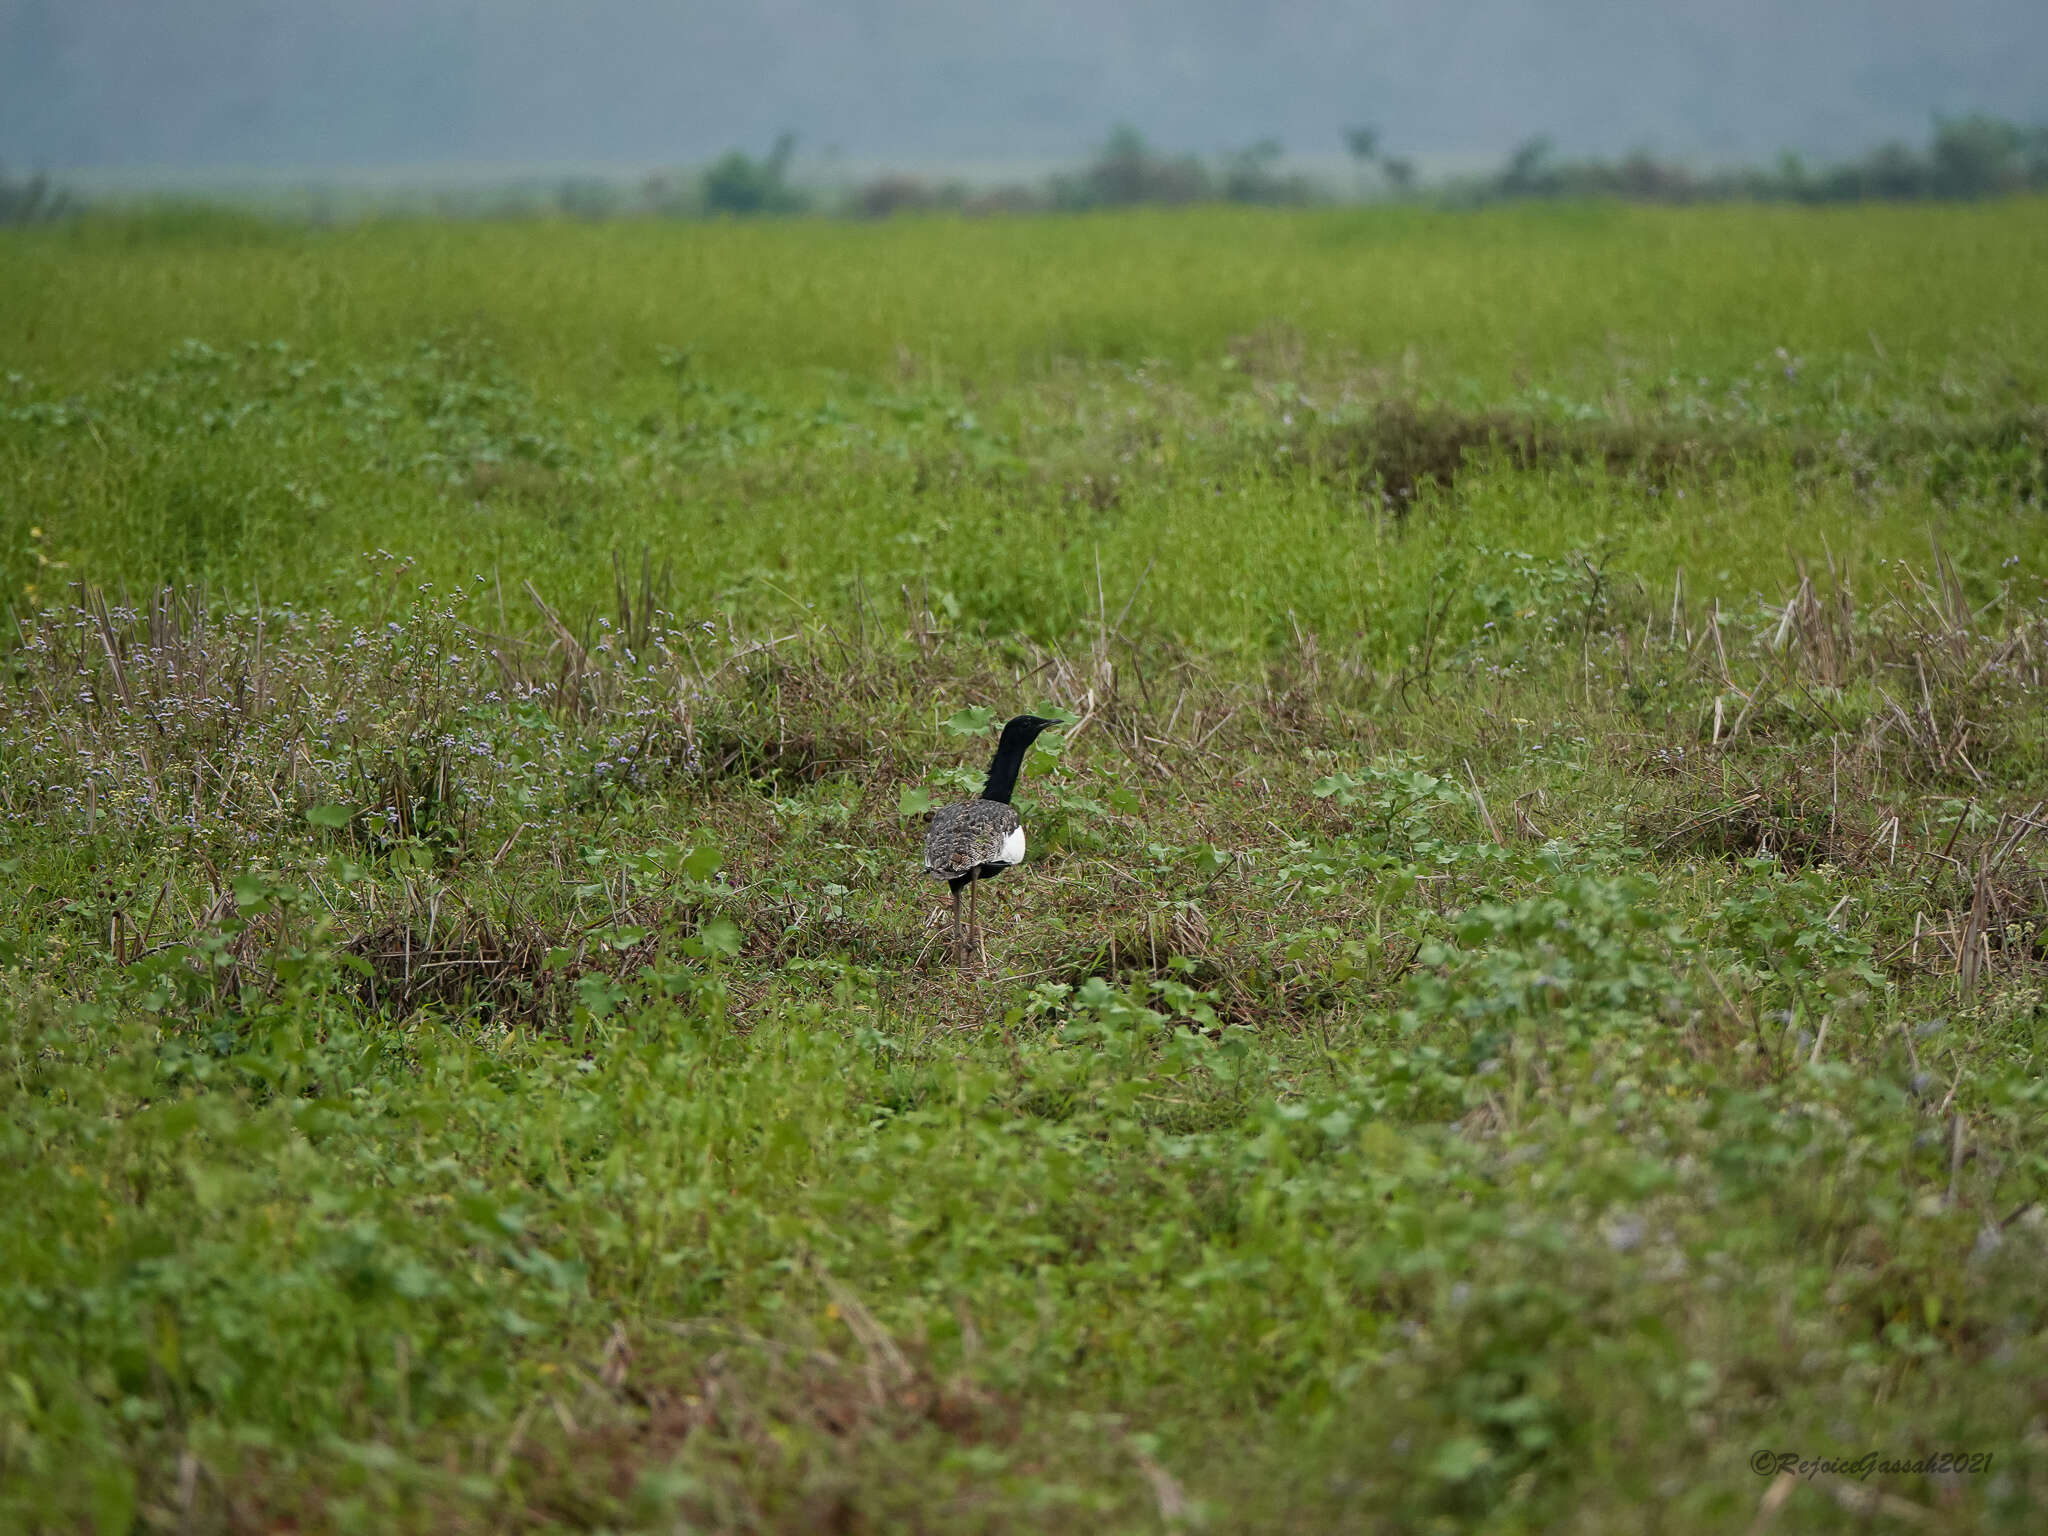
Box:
[923,800,1019,880]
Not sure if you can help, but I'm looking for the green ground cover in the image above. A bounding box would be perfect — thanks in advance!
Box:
[3,202,2048,1532]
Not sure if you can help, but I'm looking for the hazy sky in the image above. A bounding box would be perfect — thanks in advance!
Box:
[4,1,2044,172]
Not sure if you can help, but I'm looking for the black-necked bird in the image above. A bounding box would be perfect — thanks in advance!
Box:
[923,714,1064,963]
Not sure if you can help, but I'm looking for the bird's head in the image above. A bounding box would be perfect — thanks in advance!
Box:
[978,714,1067,803]
[1000,714,1066,746]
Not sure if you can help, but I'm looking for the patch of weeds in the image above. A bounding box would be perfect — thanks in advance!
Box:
[1634,760,1858,868]
[1407,864,1694,1045]
[344,910,563,1024]
[1055,901,1216,986]
[1301,400,1768,509]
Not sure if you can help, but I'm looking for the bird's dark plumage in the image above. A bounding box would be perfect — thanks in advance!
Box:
[924,798,1022,888]
[921,714,1063,962]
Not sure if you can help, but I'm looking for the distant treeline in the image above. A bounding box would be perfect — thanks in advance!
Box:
[1468,115,2048,206]
[4,116,2046,227]
[527,114,2048,217]
[637,116,2048,219]
[629,125,1324,219]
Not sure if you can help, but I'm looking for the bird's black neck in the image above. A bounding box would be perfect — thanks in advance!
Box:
[979,729,1035,804]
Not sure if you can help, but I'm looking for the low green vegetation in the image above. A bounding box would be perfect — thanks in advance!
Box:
[3,202,2047,1532]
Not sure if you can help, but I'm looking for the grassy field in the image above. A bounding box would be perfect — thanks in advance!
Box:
[3,201,2048,1533]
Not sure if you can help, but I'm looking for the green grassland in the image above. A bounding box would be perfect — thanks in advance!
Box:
[3,201,2048,1533]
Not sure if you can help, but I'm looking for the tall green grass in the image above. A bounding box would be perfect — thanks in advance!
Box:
[6,202,2047,648]
[7,202,2046,396]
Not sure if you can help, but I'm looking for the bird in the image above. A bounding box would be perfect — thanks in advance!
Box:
[922,714,1064,964]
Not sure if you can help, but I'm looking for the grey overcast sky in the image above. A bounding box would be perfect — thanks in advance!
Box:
[3,1,2044,171]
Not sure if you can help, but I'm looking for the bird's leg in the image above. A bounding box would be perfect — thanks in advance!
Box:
[950,885,963,964]
[973,874,990,969]
[968,873,980,967]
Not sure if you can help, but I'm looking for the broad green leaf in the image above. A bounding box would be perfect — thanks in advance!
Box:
[695,916,742,957]
[577,974,627,1018]
[305,803,353,829]
[942,706,995,735]
[1428,1436,1495,1483]
[898,785,933,816]
[1311,772,1361,801]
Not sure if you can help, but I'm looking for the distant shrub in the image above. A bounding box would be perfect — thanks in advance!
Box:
[1041,126,1332,212]
[846,174,1048,219]
[1219,139,1318,206]
[1343,124,1416,197]
[852,174,940,218]
[701,133,808,216]
[1928,114,2045,197]
[1491,136,1559,198]
[0,165,73,225]
[1052,125,1212,210]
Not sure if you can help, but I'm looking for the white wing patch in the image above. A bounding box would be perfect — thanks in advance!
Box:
[998,825,1027,866]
